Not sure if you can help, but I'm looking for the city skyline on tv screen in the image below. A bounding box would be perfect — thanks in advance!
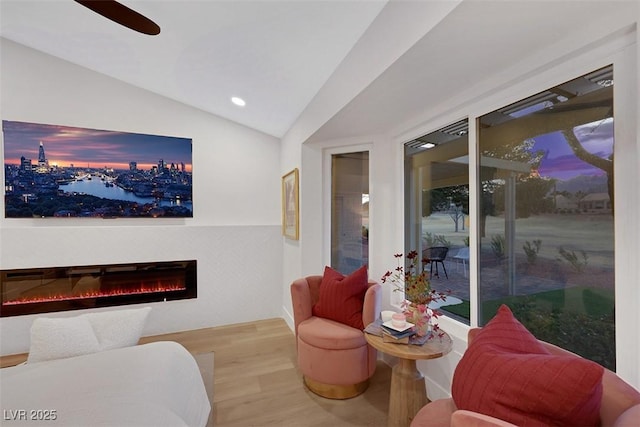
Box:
[3,120,193,218]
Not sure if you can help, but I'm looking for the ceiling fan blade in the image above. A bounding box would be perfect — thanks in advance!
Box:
[74,1,160,35]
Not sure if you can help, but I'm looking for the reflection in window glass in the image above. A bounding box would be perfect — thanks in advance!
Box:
[405,120,470,323]
[331,151,369,274]
[478,66,615,369]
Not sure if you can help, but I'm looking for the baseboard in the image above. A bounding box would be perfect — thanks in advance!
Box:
[282,305,295,333]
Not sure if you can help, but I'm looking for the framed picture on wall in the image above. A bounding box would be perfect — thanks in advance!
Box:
[282,168,299,240]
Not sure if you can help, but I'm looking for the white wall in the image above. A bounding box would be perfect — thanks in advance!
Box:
[0,39,283,355]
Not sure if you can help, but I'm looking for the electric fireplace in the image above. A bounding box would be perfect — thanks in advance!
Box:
[0,260,197,317]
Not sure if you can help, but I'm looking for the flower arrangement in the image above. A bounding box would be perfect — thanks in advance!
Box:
[381,251,449,338]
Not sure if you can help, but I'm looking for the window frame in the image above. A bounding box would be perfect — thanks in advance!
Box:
[400,32,637,379]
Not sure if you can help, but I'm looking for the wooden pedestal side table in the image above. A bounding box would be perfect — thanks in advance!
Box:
[365,331,453,427]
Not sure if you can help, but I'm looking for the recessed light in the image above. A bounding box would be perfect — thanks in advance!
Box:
[420,142,436,149]
[231,97,246,107]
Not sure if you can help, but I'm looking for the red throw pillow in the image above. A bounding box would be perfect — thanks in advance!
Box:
[470,304,550,355]
[312,265,368,330]
[452,305,604,427]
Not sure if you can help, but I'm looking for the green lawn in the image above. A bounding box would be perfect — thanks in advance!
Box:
[444,286,614,321]
[442,286,616,370]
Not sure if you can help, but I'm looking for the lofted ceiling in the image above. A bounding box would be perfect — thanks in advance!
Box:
[0,0,386,138]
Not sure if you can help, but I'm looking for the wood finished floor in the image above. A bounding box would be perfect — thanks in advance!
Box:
[139,318,392,427]
[1,318,392,426]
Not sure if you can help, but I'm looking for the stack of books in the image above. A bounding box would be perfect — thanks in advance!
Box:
[365,319,432,346]
[380,321,416,344]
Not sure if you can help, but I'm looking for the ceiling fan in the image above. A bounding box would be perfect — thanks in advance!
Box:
[74,0,160,36]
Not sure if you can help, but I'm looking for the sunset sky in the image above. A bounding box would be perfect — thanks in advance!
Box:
[532,119,613,181]
[2,121,192,172]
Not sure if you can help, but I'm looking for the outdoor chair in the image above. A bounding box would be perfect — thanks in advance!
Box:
[452,247,470,278]
[423,247,449,279]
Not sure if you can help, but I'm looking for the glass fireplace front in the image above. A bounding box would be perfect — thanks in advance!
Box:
[0,260,197,317]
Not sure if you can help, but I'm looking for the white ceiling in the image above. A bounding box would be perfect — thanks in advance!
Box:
[308,0,637,143]
[1,1,636,142]
[0,0,387,138]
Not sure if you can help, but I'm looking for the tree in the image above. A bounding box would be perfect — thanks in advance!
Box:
[493,176,555,218]
[426,185,469,215]
[449,204,465,232]
[562,129,614,213]
[426,186,469,232]
[479,139,546,235]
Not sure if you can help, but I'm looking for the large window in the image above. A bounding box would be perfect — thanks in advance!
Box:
[404,120,470,322]
[403,66,616,370]
[331,151,369,274]
[478,66,615,369]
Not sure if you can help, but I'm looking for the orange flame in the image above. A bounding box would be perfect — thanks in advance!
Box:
[3,282,186,306]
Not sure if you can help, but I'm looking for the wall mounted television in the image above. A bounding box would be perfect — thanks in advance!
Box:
[3,120,193,218]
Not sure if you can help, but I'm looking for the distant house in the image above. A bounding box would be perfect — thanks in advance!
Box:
[554,194,578,211]
[579,193,612,213]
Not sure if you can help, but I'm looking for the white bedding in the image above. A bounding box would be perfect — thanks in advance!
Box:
[0,341,211,427]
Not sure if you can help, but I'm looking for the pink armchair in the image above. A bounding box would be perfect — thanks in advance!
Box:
[291,275,381,399]
[411,328,640,427]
